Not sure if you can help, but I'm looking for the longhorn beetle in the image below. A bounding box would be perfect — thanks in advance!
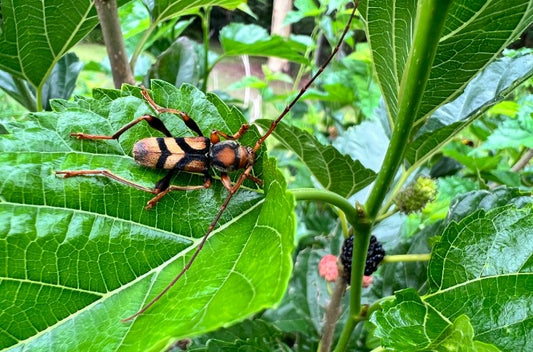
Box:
[56,2,358,322]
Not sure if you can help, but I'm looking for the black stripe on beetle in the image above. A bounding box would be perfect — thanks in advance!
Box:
[156,138,171,169]
[176,137,210,155]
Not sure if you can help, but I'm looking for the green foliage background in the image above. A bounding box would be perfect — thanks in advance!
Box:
[1,0,533,351]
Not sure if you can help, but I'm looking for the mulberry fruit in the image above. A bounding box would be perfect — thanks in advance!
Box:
[340,235,385,283]
[394,176,437,214]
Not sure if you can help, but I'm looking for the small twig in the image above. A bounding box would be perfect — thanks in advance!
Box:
[241,55,252,107]
[200,7,212,93]
[511,149,533,172]
[94,0,135,88]
[381,253,431,263]
[375,208,399,222]
[320,266,348,352]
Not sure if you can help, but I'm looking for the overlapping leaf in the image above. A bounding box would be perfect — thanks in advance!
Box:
[405,53,533,165]
[220,24,310,64]
[191,319,291,351]
[146,37,202,88]
[370,201,533,351]
[332,119,389,173]
[0,0,98,88]
[360,0,533,124]
[0,81,295,351]
[145,0,244,22]
[255,120,376,198]
[371,290,502,351]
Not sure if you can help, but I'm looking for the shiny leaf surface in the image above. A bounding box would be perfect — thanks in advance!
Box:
[371,204,533,351]
[0,81,295,351]
[405,53,533,165]
[0,0,98,88]
[360,0,533,123]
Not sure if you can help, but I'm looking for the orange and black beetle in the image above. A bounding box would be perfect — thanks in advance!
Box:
[57,88,260,209]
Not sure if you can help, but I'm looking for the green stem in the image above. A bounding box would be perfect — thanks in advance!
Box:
[338,209,350,239]
[382,253,431,263]
[201,7,211,93]
[334,1,453,350]
[375,208,399,222]
[13,77,37,111]
[292,19,321,91]
[378,165,409,217]
[348,212,371,316]
[333,313,365,352]
[130,22,157,73]
[36,85,43,111]
[292,188,358,228]
[365,0,453,221]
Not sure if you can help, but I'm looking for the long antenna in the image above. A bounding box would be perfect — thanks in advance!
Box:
[253,1,359,153]
[122,1,359,322]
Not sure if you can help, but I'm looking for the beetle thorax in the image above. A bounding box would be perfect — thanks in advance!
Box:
[210,140,254,173]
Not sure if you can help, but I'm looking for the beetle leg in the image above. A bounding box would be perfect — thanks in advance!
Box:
[145,174,212,209]
[71,114,173,140]
[245,173,263,186]
[56,169,214,209]
[141,86,203,137]
[220,171,261,190]
[153,170,176,193]
[55,169,158,193]
[210,124,250,143]
[220,173,233,191]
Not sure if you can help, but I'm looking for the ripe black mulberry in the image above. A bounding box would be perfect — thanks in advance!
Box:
[340,235,385,283]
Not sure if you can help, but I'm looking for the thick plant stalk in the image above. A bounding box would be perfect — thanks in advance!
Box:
[95,0,135,87]
[334,0,454,350]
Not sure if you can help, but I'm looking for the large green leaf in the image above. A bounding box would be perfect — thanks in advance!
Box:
[220,23,309,64]
[360,0,533,123]
[0,52,84,112]
[0,71,37,112]
[332,119,389,173]
[405,52,533,165]
[145,0,245,22]
[190,319,292,351]
[146,37,202,88]
[0,0,99,89]
[41,53,84,111]
[371,290,502,351]
[255,120,376,198]
[370,204,533,351]
[0,81,295,351]
[446,187,533,223]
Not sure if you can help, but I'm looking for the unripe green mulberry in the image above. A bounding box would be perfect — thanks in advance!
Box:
[394,176,437,214]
